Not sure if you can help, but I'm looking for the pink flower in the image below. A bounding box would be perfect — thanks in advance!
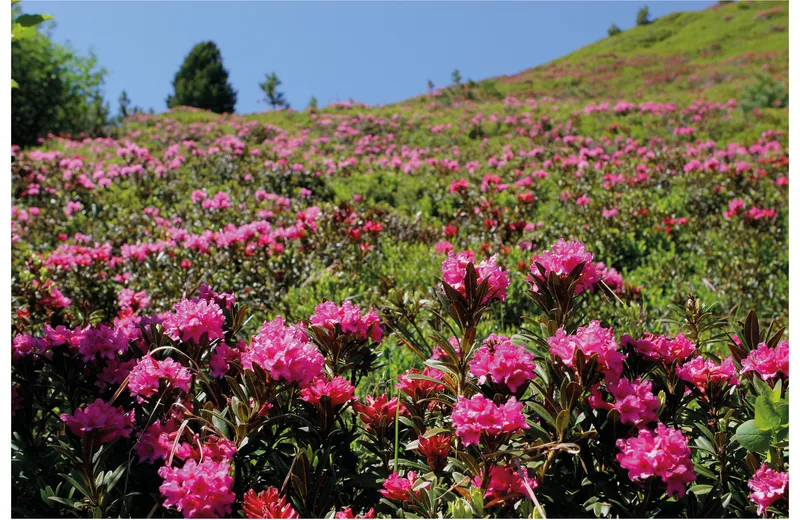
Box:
[60,398,133,444]
[748,464,788,515]
[588,378,660,427]
[435,241,454,254]
[676,356,739,394]
[473,465,537,503]
[118,288,150,313]
[597,263,624,291]
[623,332,696,364]
[353,394,407,434]
[741,341,788,381]
[576,194,591,206]
[616,423,696,497]
[78,324,131,362]
[451,395,528,446]
[529,239,600,294]
[441,251,510,303]
[136,419,181,464]
[309,300,383,342]
[12,333,48,360]
[209,343,240,378]
[128,354,192,401]
[417,433,452,472]
[241,316,324,387]
[158,459,235,518]
[335,507,375,519]
[548,321,626,381]
[243,488,299,519]
[724,198,745,219]
[396,366,445,397]
[163,298,225,344]
[469,334,536,392]
[300,375,356,407]
[380,472,427,502]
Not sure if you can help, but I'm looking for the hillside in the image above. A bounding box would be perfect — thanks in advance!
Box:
[404,1,788,105]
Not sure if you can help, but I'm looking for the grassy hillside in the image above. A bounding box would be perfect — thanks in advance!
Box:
[405,1,788,105]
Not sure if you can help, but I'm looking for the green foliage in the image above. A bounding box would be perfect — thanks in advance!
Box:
[259,71,289,110]
[11,24,108,146]
[451,69,462,85]
[636,5,650,26]
[308,95,318,111]
[607,23,622,36]
[739,71,788,112]
[166,41,237,114]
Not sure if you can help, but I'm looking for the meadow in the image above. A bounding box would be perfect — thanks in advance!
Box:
[11,2,789,518]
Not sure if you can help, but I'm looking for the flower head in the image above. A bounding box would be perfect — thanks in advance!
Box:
[128,354,192,401]
[676,356,739,394]
[60,399,133,444]
[243,488,299,519]
[469,334,536,392]
[616,423,696,497]
[529,239,600,294]
[451,395,528,446]
[309,300,382,342]
[241,316,324,387]
[748,464,788,515]
[741,341,788,381]
[548,321,625,381]
[441,251,510,303]
[589,378,660,427]
[300,375,356,407]
[163,298,225,344]
[158,459,235,518]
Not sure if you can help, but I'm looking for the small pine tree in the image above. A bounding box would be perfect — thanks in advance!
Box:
[259,72,289,110]
[308,96,318,111]
[427,79,434,92]
[636,5,650,26]
[118,90,132,119]
[166,41,237,114]
[608,23,622,36]
[451,69,462,85]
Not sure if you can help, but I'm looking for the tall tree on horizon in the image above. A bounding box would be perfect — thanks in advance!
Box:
[166,41,237,114]
[259,72,289,110]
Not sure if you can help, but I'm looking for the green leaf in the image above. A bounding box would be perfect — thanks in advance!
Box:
[736,420,772,453]
[555,410,570,438]
[689,485,714,495]
[15,14,53,27]
[755,396,781,431]
[11,79,18,88]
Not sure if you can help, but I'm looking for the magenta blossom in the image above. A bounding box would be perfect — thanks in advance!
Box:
[748,464,788,515]
[61,398,133,444]
[309,300,382,342]
[158,459,235,518]
[451,395,528,446]
[589,378,660,427]
[162,298,225,344]
[128,354,192,402]
[616,423,696,497]
[469,334,536,392]
[623,332,696,364]
[241,316,324,387]
[548,321,626,381]
[676,356,739,394]
[529,239,600,294]
[441,250,510,303]
[741,341,788,381]
[300,375,356,407]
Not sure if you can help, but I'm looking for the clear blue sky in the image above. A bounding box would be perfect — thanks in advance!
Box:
[29,1,715,115]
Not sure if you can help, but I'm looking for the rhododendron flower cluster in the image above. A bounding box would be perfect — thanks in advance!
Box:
[396,366,445,396]
[417,432,452,471]
[380,471,428,502]
[529,239,600,293]
[451,395,528,446]
[548,321,625,380]
[242,488,299,519]
[441,250,510,303]
[469,334,536,392]
[309,300,382,342]
[623,332,696,364]
[162,297,225,344]
[741,341,789,381]
[588,378,660,427]
[676,356,740,394]
[335,507,376,519]
[158,459,236,518]
[616,423,696,497]
[60,399,133,443]
[300,375,356,407]
[241,316,324,387]
[128,354,192,401]
[473,465,537,502]
[353,394,407,433]
[747,464,789,515]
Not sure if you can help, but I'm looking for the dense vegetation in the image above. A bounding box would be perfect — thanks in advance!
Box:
[11,2,789,518]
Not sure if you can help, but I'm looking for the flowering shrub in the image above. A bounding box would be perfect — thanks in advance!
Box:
[9,18,789,516]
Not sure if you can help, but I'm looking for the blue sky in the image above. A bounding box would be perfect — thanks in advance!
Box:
[30,1,715,115]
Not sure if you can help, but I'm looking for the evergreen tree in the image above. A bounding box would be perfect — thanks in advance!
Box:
[259,72,289,110]
[608,23,622,36]
[636,5,650,26]
[166,41,237,113]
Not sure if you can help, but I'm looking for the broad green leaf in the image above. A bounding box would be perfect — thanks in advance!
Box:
[755,396,781,431]
[11,79,18,88]
[15,13,53,27]
[736,420,772,453]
